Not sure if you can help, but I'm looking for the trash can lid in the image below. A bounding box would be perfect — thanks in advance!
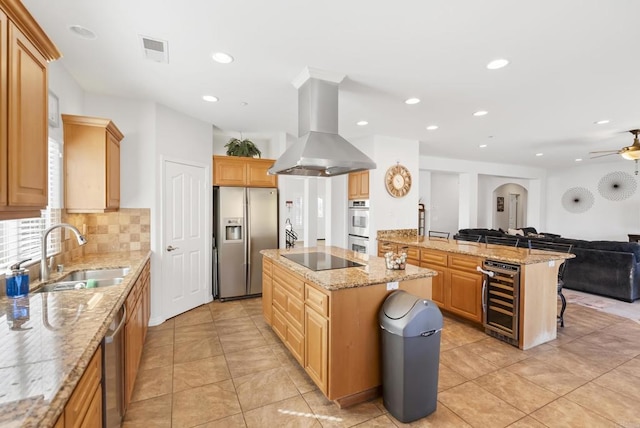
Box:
[382,290,422,319]
[379,290,443,337]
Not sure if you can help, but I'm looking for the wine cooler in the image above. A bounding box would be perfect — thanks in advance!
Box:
[479,260,521,347]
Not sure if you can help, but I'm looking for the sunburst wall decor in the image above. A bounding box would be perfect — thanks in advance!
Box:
[597,171,637,201]
[561,187,595,213]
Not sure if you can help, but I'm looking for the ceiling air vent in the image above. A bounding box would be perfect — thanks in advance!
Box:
[138,35,169,63]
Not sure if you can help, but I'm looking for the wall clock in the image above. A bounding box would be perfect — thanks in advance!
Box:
[385,164,412,198]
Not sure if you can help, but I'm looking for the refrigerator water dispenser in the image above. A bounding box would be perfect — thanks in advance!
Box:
[224,218,242,241]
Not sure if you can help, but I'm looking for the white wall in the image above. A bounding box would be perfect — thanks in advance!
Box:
[429,172,459,235]
[547,161,640,240]
[48,62,84,144]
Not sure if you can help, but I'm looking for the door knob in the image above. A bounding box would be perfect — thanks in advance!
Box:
[167,245,179,252]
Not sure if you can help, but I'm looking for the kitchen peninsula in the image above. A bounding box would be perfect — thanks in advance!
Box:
[260,246,437,407]
[378,229,574,350]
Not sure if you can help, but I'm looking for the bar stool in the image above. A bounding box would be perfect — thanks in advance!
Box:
[428,230,450,239]
[527,240,573,327]
[484,235,520,247]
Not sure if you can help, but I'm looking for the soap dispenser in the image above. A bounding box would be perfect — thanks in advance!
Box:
[6,259,31,298]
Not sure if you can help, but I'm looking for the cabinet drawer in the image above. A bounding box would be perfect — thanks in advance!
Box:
[305,285,329,317]
[273,264,304,300]
[263,258,272,277]
[287,323,305,365]
[421,250,447,267]
[272,306,287,342]
[286,294,304,333]
[65,346,102,428]
[80,383,102,428]
[405,246,420,261]
[449,255,483,273]
[378,241,398,254]
[272,283,288,314]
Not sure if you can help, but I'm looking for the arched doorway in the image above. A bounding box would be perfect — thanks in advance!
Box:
[492,183,528,230]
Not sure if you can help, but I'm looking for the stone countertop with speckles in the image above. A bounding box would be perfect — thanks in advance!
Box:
[378,235,574,264]
[261,246,437,291]
[0,251,151,428]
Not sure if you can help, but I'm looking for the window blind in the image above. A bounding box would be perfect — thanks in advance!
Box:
[0,139,62,270]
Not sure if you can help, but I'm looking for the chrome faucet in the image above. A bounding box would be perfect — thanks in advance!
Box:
[40,223,87,281]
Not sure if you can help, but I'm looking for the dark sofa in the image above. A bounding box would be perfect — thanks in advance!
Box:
[455,228,640,302]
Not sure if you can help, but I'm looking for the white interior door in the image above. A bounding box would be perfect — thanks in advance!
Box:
[162,159,210,319]
[508,193,519,229]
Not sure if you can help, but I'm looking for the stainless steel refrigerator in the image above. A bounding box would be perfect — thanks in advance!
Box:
[213,186,278,300]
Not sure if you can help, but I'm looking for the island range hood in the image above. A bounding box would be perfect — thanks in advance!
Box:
[268,69,376,177]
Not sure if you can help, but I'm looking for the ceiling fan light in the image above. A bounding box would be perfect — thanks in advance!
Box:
[621,150,640,160]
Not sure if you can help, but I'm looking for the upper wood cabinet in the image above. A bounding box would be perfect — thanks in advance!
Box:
[348,170,369,200]
[212,155,278,187]
[0,0,60,220]
[62,114,124,213]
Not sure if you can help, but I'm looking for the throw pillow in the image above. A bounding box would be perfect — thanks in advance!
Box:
[507,228,524,236]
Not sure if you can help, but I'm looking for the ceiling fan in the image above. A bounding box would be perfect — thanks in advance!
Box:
[590,129,640,160]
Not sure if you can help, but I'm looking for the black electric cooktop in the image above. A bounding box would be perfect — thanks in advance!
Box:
[282,252,365,271]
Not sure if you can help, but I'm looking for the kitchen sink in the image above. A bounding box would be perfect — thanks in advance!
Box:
[62,267,131,281]
[36,277,124,293]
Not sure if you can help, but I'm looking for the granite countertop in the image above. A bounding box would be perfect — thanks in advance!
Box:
[261,246,437,291]
[0,251,151,428]
[379,235,574,265]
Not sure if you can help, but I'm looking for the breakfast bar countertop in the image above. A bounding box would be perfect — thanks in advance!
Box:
[261,246,437,291]
[378,232,574,265]
[0,250,151,428]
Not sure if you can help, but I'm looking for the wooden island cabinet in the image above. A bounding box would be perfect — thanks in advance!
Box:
[261,247,435,407]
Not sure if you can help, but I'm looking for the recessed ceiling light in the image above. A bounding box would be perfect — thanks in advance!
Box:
[486,59,509,70]
[357,120,368,126]
[405,98,420,105]
[212,52,234,64]
[473,110,488,116]
[426,125,438,131]
[240,101,249,106]
[479,144,488,148]
[575,158,583,162]
[69,25,97,40]
[202,95,219,102]
[594,119,610,125]
[536,153,544,157]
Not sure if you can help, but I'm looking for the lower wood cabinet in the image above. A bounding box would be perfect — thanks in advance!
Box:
[271,263,305,365]
[64,346,102,428]
[377,241,419,266]
[262,258,273,324]
[305,305,328,393]
[124,260,151,410]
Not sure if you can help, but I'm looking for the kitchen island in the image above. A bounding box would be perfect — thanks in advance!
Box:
[260,246,437,408]
[378,229,574,350]
[0,251,150,427]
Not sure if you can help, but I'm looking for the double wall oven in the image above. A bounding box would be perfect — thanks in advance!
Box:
[348,200,370,254]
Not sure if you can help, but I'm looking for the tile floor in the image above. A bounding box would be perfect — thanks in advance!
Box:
[123,298,640,427]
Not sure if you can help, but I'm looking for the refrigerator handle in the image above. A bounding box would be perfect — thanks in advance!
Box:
[246,189,251,295]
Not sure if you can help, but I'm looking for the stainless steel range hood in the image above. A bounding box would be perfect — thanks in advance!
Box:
[269,69,376,177]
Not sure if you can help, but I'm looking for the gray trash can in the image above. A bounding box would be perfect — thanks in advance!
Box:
[379,290,443,423]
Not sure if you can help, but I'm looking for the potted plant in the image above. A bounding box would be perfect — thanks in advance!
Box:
[224,136,261,158]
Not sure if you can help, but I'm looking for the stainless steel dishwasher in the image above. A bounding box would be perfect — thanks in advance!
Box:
[104,305,126,428]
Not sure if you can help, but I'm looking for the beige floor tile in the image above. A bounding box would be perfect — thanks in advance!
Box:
[210,301,249,322]
[565,381,639,426]
[437,364,468,392]
[215,316,260,337]
[473,371,558,414]
[578,331,640,357]
[441,323,486,347]
[440,347,500,380]
[172,379,242,428]
[234,366,300,411]
[530,397,619,427]
[243,395,321,428]
[130,364,173,403]
[505,356,589,396]
[438,382,526,427]
[531,347,610,380]
[226,345,281,378]
[506,416,548,428]
[174,305,213,327]
[148,318,175,331]
[258,324,281,344]
[461,338,530,368]
[302,390,383,427]
[616,356,640,377]
[560,337,631,368]
[352,414,397,427]
[144,328,174,349]
[139,343,173,371]
[174,337,224,364]
[122,393,172,428]
[195,413,247,427]
[219,330,269,354]
[174,322,217,344]
[283,360,318,394]
[594,368,640,401]
[173,354,231,392]
[387,402,471,427]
